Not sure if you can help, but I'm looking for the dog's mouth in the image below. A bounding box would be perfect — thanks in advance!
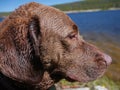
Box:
[65,63,108,83]
[51,70,77,82]
[65,70,84,82]
[50,55,111,83]
[50,70,65,82]
[50,69,80,82]
[65,75,78,82]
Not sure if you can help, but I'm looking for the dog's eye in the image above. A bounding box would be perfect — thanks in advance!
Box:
[68,33,77,39]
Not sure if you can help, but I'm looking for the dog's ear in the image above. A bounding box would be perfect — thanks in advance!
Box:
[0,16,43,84]
[29,16,41,56]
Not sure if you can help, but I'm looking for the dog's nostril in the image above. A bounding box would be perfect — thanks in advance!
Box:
[95,53,100,57]
[95,53,112,66]
[103,54,112,65]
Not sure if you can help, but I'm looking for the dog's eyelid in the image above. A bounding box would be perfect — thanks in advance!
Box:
[67,32,78,39]
[73,25,78,30]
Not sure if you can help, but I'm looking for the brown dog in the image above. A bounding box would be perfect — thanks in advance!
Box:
[0,2,112,90]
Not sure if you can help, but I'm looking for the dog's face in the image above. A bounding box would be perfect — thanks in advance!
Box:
[36,5,112,83]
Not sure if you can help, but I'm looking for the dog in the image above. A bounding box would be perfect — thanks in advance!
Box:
[0,2,112,90]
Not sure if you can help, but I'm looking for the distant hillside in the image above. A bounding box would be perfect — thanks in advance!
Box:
[53,0,120,11]
[0,12,11,17]
[0,0,120,17]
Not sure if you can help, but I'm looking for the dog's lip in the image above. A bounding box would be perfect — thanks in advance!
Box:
[65,76,76,82]
[51,69,79,82]
[66,72,81,82]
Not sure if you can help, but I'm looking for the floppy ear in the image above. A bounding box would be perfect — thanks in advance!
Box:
[29,17,41,57]
[0,16,43,83]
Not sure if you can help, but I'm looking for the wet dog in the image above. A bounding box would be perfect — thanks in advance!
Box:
[0,2,112,90]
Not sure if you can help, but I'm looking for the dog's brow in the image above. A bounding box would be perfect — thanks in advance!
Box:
[66,29,78,38]
[72,24,78,33]
[73,25,78,30]
[64,25,78,38]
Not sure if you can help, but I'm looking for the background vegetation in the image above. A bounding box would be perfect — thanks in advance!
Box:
[1,0,120,17]
[0,12,10,17]
[53,0,120,11]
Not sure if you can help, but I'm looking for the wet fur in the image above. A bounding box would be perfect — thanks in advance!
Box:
[0,2,110,90]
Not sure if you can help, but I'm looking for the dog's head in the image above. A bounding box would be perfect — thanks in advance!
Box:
[26,3,111,82]
[0,2,112,89]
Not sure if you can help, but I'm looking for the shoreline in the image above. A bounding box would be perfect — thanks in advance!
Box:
[0,8,120,18]
[0,16,6,18]
[64,8,120,14]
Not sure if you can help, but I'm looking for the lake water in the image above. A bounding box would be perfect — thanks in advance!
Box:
[0,10,120,40]
[67,10,120,43]
[0,18,4,22]
[67,10,120,34]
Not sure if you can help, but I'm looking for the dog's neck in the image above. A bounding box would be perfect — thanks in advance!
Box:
[0,71,35,90]
[0,71,55,90]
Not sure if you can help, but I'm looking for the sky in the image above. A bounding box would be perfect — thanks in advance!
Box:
[0,0,80,12]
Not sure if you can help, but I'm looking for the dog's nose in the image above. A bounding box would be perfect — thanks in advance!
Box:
[103,54,112,65]
[95,53,112,66]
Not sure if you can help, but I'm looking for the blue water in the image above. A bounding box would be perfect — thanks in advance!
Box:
[67,10,120,35]
[0,18,4,22]
[68,10,120,43]
[0,10,120,36]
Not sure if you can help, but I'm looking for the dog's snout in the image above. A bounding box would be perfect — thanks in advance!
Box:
[103,54,112,65]
[95,53,112,66]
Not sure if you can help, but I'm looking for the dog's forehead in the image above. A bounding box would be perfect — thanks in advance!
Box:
[38,7,76,37]
[21,2,77,37]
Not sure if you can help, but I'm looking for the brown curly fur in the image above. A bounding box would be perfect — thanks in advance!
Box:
[0,2,111,90]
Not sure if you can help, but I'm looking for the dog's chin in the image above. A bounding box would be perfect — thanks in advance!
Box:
[51,63,107,83]
[65,68,106,83]
[65,73,94,83]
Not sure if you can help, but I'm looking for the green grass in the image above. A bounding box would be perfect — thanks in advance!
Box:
[88,76,120,90]
[59,76,120,90]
